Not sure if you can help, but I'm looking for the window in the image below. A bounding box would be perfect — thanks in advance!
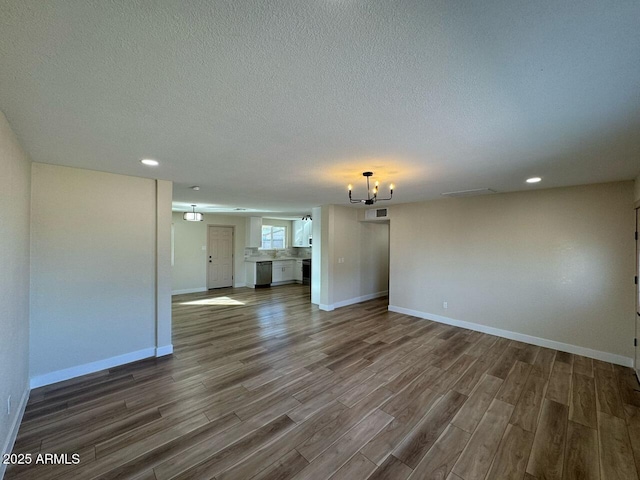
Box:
[261,225,286,249]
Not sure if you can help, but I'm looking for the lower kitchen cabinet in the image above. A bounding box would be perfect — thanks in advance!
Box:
[272,260,294,284]
[294,260,303,282]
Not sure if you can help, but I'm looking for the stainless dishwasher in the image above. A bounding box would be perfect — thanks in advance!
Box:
[256,261,272,287]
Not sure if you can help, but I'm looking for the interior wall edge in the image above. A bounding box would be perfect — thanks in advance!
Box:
[0,387,29,479]
[155,344,174,357]
[388,305,633,367]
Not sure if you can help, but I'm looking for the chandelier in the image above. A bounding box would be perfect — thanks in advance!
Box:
[348,172,394,205]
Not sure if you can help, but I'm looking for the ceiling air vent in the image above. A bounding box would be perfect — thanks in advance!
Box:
[441,188,497,198]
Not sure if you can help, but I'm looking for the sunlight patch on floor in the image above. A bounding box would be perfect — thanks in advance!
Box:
[180,296,245,306]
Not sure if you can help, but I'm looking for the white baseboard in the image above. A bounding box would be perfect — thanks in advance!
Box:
[173,284,246,295]
[388,305,634,368]
[1,387,30,479]
[156,344,174,357]
[29,347,156,389]
[172,288,207,295]
[320,291,389,312]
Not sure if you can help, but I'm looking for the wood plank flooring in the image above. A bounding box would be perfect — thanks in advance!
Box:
[7,284,640,480]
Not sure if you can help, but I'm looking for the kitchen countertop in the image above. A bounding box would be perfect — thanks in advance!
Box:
[245,257,310,263]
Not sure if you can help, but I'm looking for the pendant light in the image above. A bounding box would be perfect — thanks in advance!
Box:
[183,204,203,222]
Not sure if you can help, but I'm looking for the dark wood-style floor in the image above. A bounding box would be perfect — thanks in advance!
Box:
[7,284,640,480]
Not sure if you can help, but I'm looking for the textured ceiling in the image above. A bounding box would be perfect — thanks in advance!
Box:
[1,0,639,216]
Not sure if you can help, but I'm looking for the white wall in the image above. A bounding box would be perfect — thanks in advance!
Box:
[315,205,390,310]
[172,212,247,293]
[389,181,635,365]
[30,164,171,386]
[0,112,31,474]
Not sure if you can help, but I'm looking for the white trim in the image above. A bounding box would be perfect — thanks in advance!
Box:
[172,288,207,295]
[388,305,634,368]
[173,284,246,294]
[156,344,174,357]
[319,291,389,312]
[0,387,30,479]
[29,347,156,389]
[271,280,298,287]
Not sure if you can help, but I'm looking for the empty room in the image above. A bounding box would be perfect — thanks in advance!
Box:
[1,1,640,480]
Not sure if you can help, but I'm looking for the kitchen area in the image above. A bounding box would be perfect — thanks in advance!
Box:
[244,216,312,289]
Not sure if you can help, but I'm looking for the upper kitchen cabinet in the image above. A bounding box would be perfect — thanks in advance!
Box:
[293,219,312,247]
[293,220,304,247]
[293,220,311,247]
[246,217,262,248]
[303,220,312,245]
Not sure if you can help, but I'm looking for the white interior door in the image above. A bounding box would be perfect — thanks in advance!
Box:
[208,226,233,289]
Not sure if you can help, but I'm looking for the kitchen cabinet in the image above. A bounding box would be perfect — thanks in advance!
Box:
[272,260,294,283]
[292,220,305,247]
[245,262,257,288]
[304,221,312,245]
[246,217,262,248]
[293,220,312,247]
[294,259,303,282]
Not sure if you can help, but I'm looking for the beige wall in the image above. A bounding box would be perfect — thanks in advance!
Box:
[315,205,389,309]
[311,206,323,304]
[172,212,247,292]
[156,181,173,352]
[360,221,390,297]
[329,206,360,303]
[0,113,31,468]
[635,173,640,203]
[30,164,170,385]
[389,182,635,363]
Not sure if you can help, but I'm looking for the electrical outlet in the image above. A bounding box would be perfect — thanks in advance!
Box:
[443,301,448,309]
[7,395,11,416]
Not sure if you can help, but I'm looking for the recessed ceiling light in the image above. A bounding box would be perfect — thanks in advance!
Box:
[190,186,200,191]
[526,177,542,184]
[141,159,159,166]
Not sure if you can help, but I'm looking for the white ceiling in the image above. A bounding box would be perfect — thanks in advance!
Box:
[1,0,639,216]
